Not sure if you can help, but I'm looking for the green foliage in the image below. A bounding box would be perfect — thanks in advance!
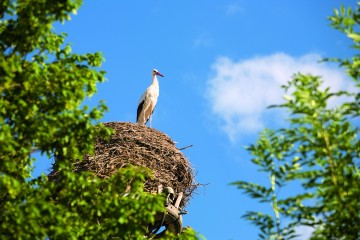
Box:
[235,75,360,240]
[1,165,166,239]
[234,3,360,240]
[0,1,200,239]
[233,128,302,240]
[0,0,107,180]
[326,2,360,117]
[167,227,205,240]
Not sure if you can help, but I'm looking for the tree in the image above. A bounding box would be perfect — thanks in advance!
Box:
[233,3,360,240]
[0,1,199,239]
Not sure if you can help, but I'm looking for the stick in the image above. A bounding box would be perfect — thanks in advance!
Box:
[178,145,193,150]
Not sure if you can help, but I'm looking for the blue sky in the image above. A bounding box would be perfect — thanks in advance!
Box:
[33,1,358,239]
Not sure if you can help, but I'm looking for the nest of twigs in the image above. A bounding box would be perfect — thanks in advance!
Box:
[50,122,198,207]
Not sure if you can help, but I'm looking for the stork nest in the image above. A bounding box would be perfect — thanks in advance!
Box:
[49,122,198,207]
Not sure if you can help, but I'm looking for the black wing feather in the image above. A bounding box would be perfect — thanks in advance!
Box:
[136,100,145,123]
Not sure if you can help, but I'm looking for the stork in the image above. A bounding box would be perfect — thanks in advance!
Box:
[136,69,164,127]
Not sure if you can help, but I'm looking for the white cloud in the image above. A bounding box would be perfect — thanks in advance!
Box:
[206,53,354,141]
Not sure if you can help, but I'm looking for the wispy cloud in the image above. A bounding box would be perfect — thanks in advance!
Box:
[194,34,212,48]
[205,53,353,141]
[225,2,244,16]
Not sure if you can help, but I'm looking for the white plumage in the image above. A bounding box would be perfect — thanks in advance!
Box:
[136,69,164,126]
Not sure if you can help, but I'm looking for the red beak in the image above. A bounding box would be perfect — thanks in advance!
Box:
[156,72,164,77]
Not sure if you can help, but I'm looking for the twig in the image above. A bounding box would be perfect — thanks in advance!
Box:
[178,145,193,151]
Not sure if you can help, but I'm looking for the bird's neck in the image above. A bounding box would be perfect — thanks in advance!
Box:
[152,76,159,87]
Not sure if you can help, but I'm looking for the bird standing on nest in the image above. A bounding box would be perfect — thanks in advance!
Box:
[137,69,164,127]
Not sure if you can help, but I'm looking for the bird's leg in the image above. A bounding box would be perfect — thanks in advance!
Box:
[150,115,152,128]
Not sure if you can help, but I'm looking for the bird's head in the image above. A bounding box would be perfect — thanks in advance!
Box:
[152,69,164,77]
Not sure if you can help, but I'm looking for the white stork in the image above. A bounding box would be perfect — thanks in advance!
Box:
[136,69,164,127]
